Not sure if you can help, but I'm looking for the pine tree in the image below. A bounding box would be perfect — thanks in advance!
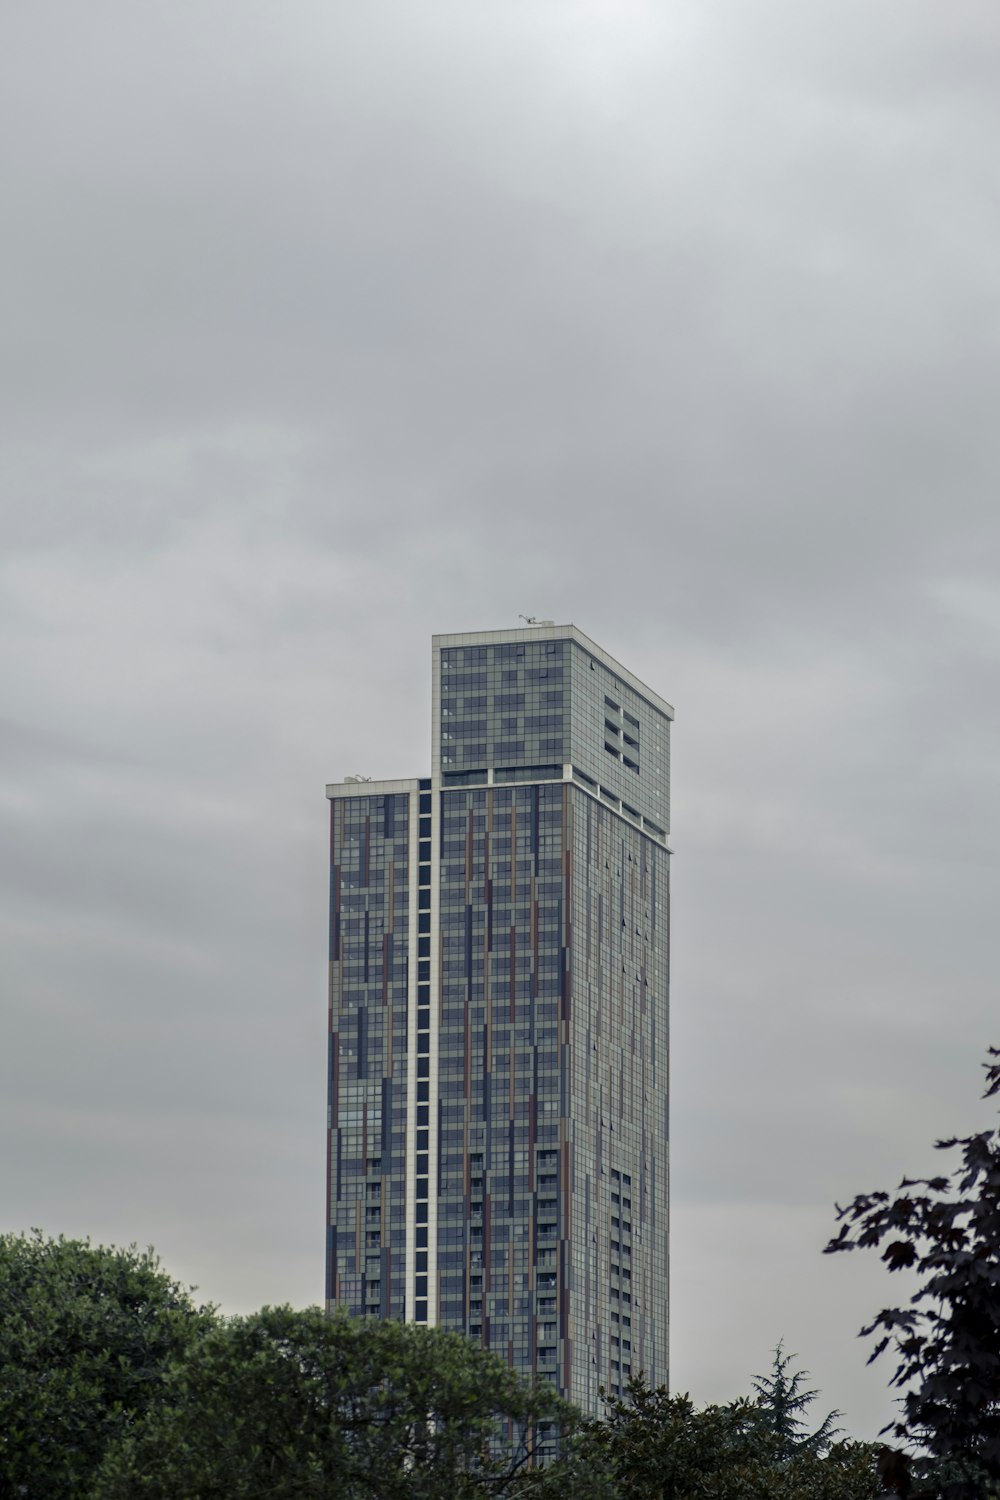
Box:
[749,1342,843,1459]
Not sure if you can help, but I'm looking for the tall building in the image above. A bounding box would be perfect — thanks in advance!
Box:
[326,623,672,1417]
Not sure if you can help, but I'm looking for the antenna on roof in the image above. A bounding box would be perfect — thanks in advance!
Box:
[518,614,537,624]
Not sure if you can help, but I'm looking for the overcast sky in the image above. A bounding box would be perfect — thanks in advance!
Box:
[3,0,1000,1441]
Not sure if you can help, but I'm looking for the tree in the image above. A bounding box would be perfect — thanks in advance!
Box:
[93,1304,585,1499]
[0,1230,213,1500]
[577,1378,878,1500]
[750,1341,842,1458]
[826,1046,1000,1496]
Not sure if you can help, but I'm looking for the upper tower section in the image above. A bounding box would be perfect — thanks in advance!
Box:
[431,624,673,835]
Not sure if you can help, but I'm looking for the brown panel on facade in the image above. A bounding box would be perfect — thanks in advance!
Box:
[331,864,341,961]
[464,1015,471,1099]
[483,1190,492,1273]
[325,1102,333,1229]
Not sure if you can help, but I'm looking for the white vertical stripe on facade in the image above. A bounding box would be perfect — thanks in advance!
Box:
[404,790,420,1319]
[427,786,440,1325]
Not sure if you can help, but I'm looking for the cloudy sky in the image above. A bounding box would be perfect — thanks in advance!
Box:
[4,0,1000,1440]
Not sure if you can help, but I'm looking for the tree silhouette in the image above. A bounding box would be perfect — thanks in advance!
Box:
[826,1046,1000,1495]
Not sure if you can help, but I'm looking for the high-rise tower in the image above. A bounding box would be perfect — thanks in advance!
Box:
[326,624,671,1420]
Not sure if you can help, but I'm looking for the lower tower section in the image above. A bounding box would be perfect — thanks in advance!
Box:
[327,779,425,1325]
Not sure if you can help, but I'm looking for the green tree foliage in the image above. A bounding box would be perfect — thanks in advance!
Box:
[0,1228,894,1499]
[826,1047,1000,1495]
[93,1304,582,1499]
[578,1379,879,1500]
[0,1229,212,1500]
[750,1341,842,1458]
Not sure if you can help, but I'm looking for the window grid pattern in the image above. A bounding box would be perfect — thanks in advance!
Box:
[433,781,670,1414]
[435,636,670,846]
[439,640,568,775]
[567,791,669,1411]
[435,782,568,1388]
[566,642,670,833]
[328,791,411,1319]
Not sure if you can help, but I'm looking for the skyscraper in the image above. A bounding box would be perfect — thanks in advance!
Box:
[326,623,672,1417]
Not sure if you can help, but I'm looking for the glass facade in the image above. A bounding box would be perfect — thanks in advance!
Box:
[327,784,416,1320]
[327,626,672,1418]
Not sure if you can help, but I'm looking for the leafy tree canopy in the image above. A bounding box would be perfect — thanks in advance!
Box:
[93,1304,583,1500]
[0,1228,894,1500]
[578,1378,878,1500]
[0,1229,213,1500]
[826,1047,1000,1495]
